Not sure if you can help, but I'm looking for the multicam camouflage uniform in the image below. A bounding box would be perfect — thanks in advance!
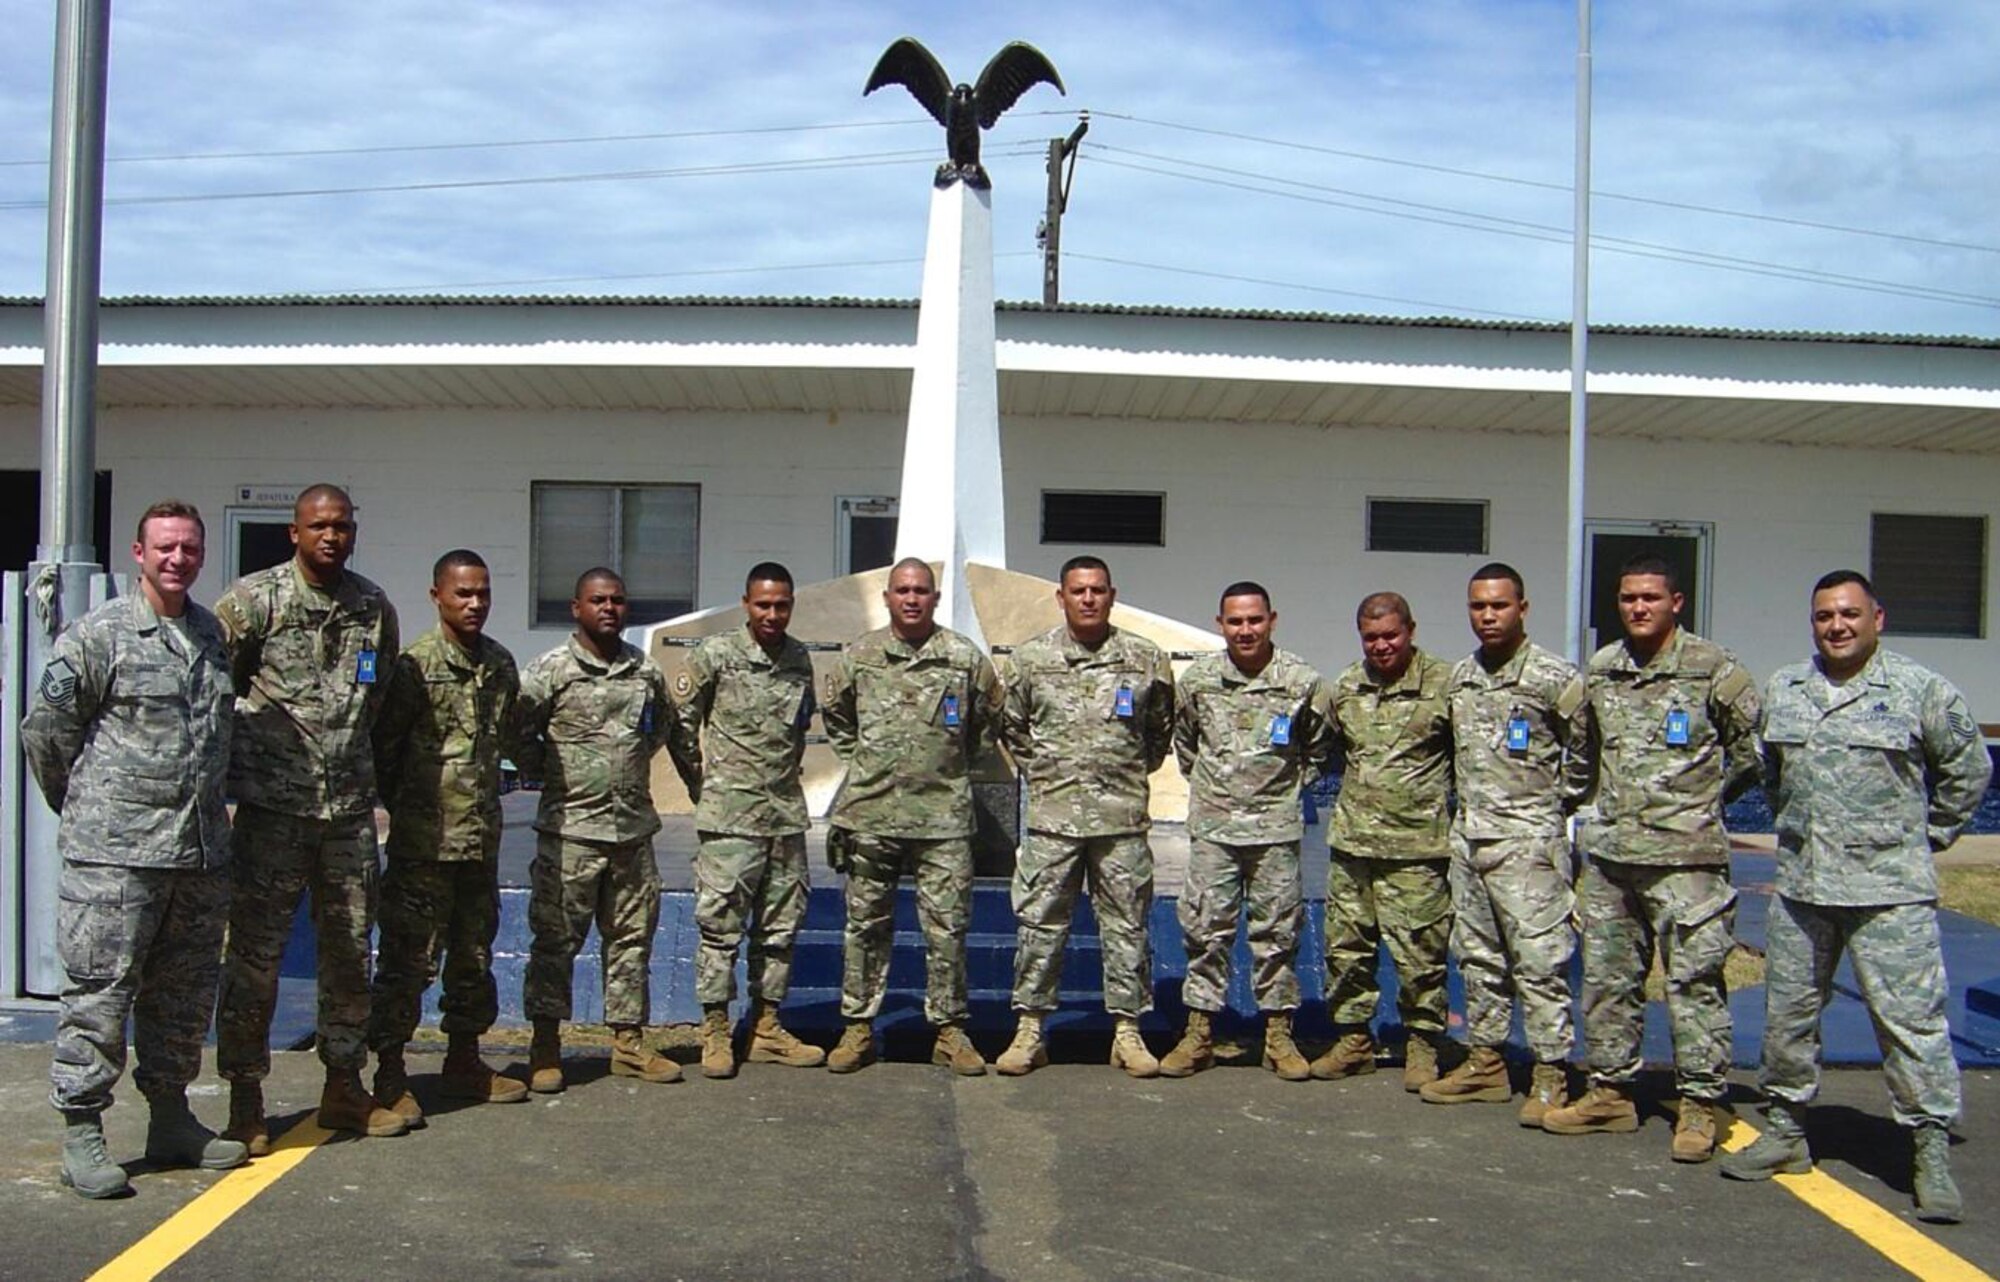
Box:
[213,561,399,1081]
[1447,640,1593,1061]
[683,624,816,1008]
[1325,648,1455,1040]
[22,594,234,1116]
[366,625,520,1049]
[1171,648,1332,1013]
[1757,648,1991,1128]
[1578,629,1761,1102]
[515,636,698,1027]
[1002,625,1175,1017]
[824,625,1001,1026]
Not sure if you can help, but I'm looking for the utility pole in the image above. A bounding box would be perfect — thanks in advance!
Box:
[1038,113,1089,305]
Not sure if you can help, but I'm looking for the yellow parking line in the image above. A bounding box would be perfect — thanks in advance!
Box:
[86,1117,332,1282]
[1719,1116,1994,1282]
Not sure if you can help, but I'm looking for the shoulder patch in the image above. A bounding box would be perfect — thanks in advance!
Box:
[1554,674,1588,720]
[39,656,79,708]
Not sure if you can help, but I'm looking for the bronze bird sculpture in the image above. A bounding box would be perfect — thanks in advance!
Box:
[864,37,1064,189]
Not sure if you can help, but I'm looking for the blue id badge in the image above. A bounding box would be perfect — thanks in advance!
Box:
[640,700,656,736]
[942,692,961,728]
[355,649,377,684]
[1114,685,1135,719]
[1665,708,1691,746]
[1269,712,1292,746]
[1506,716,1530,753]
[795,687,816,730]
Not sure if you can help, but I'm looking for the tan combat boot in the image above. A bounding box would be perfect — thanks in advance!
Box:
[1518,1061,1570,1128]
[1419,1045,1511,1105]
[609,1025,683,1083]
[996,1012,1048,1077]
[826,1021,877,1074]
[748,1000,826,1068]
[1110,1017,1160,1078]
[222,1081,271,1158]
[1160,1010,1214,1078]
[371,1044,425,1127]
[1542,1082,1640,1135]
[1401,1035,1440,1093]
[1310,1031,1377,1081]
[700,1006,737,1079]
[441,1033,528,1104]
[932,1024,987,1076]
[1670,1098,1720,1162]
[318,1067,411,1137]
[528,1018,565,1094]
[1263,1012,1311,1082]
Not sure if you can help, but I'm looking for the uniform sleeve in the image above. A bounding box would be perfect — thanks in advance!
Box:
[1758,677,1786,799]
[968,652,1005,761]
[512,660,553,783]
[1553,670,1596,814]
[1143,653,1176,775]
[370,653,422,812]
[822,651,859,764]
[367,598,402,717]
[1709,659,1764,806]
[652,664,702,799]
[681,643,719,735]
[495,657,525,769]
[1171,679,1199,779]
[1922,677,1993,851]
[1301,677,1338,781]
[212,580,269,697]
[19,623,107,813]
[998,655,1033,767]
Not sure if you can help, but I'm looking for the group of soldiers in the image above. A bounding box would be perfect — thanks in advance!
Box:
[20,484,1989,1228]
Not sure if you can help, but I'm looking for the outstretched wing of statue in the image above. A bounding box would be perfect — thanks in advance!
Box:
[973,42,1064,128]
[864,36,953,128]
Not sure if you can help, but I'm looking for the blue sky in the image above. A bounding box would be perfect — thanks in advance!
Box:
[2,1,1996,337]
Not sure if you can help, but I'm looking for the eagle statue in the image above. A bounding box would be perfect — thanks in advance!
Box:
[864,37,1065,190]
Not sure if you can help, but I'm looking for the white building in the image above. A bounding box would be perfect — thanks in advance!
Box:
[3,295,1997,724]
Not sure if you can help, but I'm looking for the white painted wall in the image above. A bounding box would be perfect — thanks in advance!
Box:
[4,404,1995,716]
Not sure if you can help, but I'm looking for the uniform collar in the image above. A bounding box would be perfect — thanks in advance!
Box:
[289,557,366,611]
[567,633,637,675]
[128,591,164,635]
[1059,625,1122,664]
[428,625,483,672]
[1471,638,1533,686]
[1359,648,1429,695]
[1219,648,1282,689]
[884,627,946,662]
[1608,626,1688,679]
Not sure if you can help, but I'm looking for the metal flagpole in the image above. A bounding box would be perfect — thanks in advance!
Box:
[1564,0,1593,665]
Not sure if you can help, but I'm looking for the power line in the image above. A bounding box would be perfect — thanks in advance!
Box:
[0,144,1047,212]
[1094,110,2000,257]
[1064,253,1553,322]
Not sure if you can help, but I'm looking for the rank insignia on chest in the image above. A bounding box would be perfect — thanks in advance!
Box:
[1665,709,1690,746]
[1269,712,1292,746]
[355,649,377,684]
[1114,685,1134,719]
[942,692,961,728]
[1506,716,1530,753]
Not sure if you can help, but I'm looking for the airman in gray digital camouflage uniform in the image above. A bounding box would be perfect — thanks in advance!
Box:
[998,555,1176,1078]
[1161,581,1331,1082]
[682,562,826,1077]
[1317,591,1457,1092]
[23,500,248,1198]
[1722,570,1990,1225]
[1421,562,1593,1126]
[516,567,701,1093]
[822,558,1002,1076]
[213,484,408,1152]
[1541,553,1761,1162]
[365,549,527,1122]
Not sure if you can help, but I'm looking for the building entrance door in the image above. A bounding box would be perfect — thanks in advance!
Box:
[1583,519,1713,654]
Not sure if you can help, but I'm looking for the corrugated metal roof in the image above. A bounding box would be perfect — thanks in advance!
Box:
[2,293,1996,349]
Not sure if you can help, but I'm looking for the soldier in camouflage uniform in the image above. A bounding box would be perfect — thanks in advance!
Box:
[22,501,248,1198]
[1722,570,1990,1224]
[682,562,825,1077]
[516,567,701,1092]
[998,555,1176,1078]
[1317,591,1456,1091]
[365,549,528,1121]
[213,484,409,1150]
[1421,563,1593,1126]
[1161,582,1331,1081]
[821,558,1002,1076]
[1542,554,1761,1162]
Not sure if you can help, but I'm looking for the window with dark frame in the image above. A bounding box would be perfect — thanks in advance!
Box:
[1041,490,1165,546]
[1870,512,1986,638]
[1366,498,1488,554]
[531,482,700,627]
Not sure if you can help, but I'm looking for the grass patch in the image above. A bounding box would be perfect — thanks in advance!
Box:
[1940,866,2000,928]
